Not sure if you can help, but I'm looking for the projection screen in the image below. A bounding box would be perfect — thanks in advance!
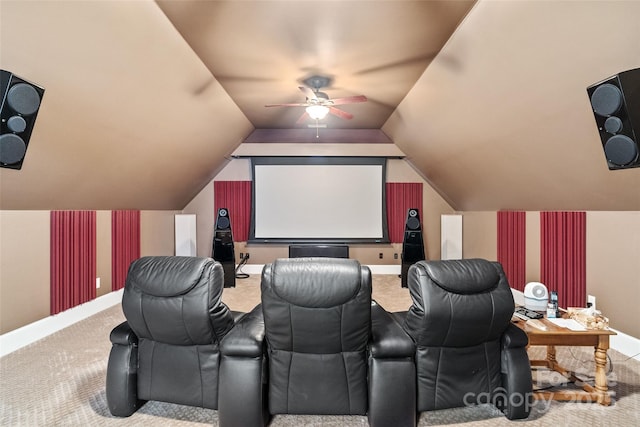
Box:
[249,157,389,243]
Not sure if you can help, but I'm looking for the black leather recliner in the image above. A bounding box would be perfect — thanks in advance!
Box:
[260,257,417,427]
[106,256,267,426]
[396,259,533,420]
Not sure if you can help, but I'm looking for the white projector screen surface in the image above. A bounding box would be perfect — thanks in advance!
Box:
[250,157,389,243]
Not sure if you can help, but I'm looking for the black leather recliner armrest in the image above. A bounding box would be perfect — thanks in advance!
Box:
[106,321,144,417]
[370,303,415,358]
[218,304,269,427]
[499,323,533,420]
[502,323,529,349]
[220,304,265,357]
[110,321,138,346]
[368,302,417,427]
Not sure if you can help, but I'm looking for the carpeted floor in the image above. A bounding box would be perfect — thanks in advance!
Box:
[1,274,639,426]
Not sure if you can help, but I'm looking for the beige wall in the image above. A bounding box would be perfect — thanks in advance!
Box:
[586,212,640,337]
[184,155,455,266]
[0,210,179,334]
[140,210,181,256]
[461,211,497,259]
[462,210,640,338]
[0,211,50,334]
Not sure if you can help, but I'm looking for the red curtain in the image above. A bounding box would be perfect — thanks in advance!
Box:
[540,211,586,309]
[497,211,526,291]
[50,211,96,315]
[112,210,141,291]
[386,183,423,243]
[214,181,252,241]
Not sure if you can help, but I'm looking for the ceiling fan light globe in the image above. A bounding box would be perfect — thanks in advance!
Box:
[306,105,329,120]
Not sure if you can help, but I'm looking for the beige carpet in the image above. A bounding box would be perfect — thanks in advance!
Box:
[1,274,639,426]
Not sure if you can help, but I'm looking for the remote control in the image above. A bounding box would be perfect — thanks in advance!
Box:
[513,311,530,321]
[514,306,543,320]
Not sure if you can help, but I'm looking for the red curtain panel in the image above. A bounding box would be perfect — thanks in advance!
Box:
[214,181,252,241]
[50,211,96,314]
[386,183,423,243]
[497,211,526,291]
[540,211,586,308]
[111,210,140,291]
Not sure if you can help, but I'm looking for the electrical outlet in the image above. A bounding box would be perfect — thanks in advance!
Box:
[587,295,596,310]
[379,253,383,259]
[239,253,244,260]
[245,253,250,260]
[96,277,101,289]
[394,253,398,259]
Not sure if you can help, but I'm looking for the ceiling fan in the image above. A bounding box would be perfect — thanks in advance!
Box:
[265,75,367,125]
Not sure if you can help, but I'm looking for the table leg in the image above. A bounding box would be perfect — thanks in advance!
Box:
[546,345,558,370]
[593,336,611,405]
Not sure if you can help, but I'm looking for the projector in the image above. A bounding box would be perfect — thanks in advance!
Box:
[524,282,549,311]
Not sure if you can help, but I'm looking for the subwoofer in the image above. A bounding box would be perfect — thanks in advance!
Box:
[587,68,640,170]
[1,70,45,170]
[212,208,235,288]
[401,208,426,288]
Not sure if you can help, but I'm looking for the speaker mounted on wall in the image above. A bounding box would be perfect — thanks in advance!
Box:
[212,208,236,288]
[401,208,426,288]
[587,68,640,170]
[1,70,45,170]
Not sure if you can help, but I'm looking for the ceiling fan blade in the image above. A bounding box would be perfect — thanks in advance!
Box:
[329,106,353,120]
[299,86,318,101]
[296,111,310,125]
[330,95,368,105]
[265,102,308,107]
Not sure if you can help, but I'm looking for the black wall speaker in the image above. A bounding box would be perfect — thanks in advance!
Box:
[401,208,426,288]
[587,68,640,170]
[212,208,235,288]
[1,70,45,170]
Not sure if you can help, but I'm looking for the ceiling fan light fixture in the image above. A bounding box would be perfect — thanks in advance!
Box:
[306,105,329,120]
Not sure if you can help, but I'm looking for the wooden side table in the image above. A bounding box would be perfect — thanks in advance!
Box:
[514,316,616,405]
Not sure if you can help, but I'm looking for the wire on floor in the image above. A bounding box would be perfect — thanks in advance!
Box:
[235,254,250,279]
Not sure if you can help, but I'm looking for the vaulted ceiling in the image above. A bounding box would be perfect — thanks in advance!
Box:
[1,0,639,211]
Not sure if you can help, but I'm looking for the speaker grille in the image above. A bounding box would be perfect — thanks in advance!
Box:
[0,134,26,165]
[7,83,42,115]
[590,83,623,116]
[605,135,638,166]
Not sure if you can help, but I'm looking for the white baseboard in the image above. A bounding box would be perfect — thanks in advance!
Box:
[610,329,640,361]
[0,289,123,358]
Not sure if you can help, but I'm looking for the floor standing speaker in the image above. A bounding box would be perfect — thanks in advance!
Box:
[212,208,235,288]
[401,208,426,288]
[587,68,640,170]
[1,70,45,170]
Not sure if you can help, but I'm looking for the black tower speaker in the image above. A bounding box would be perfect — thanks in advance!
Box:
[587,68,640,170]
[1,70,45,170]
[401,208,426,288]
[212,208,235,288]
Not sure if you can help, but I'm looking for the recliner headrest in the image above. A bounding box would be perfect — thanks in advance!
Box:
[126,256,213,297]
[268,257,363,308]
[421,258,500,294]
